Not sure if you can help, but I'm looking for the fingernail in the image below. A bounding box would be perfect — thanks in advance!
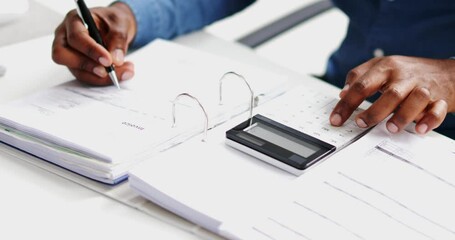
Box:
[339,84,349,98]
[386,122,399,133]
[99,57,110,66]
[330,113,342,126]
[113,49,124,64]
[342,84,350,92]
[93,66,107,77]
[416,123,428,134]
[356,118,368,128]
[121,71,134,81]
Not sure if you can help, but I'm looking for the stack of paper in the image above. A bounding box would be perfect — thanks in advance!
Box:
[129,111,455,239]
[127,80,370,236]
[0,39,292,184]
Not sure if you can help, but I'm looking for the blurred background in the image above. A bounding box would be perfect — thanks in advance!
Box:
[0,0,348,77]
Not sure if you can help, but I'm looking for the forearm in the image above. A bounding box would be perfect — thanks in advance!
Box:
[117,0,255,49]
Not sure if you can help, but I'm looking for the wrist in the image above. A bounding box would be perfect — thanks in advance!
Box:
[110,2,137,46]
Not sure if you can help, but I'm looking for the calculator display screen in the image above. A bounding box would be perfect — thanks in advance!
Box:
[245,122,320,158]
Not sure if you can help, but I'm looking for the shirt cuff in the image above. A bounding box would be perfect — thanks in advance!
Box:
[116,0,174,49]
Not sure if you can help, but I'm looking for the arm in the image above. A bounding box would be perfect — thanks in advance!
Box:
[52,0,255,85]
[120,0,255,49]
[52,2,136,86]
[329,56,455,135]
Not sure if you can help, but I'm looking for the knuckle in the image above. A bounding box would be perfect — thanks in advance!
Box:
[70,70,84,80]
[381,55,398,66]
[85,44,97,59]
[438,99,449,110]
[51,47,62,63]
[391,114,408,126]
[346,69,360,82]
[413,87,431,101]
[79,61,90,72]
[64,9,78,20]
[363,112,382,125]
[113,31,128,41]
[351,80,369,94]
[66,35,99,60]
[426,109,445,121]
[106,11,120,23]
[337,98,358,113]
[384,86,405,100]
[54,24,64,36]
[110,30,128,46]
[334,97,369,125]
[66,30,83,45]
[51,41,68,65]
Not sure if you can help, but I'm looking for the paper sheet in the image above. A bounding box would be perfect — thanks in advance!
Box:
[128,79,374,238]
[227,123,455,240]
[0,39,292,184]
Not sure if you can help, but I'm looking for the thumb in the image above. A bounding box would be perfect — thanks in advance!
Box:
[103,4,136,66]
[106,33,128,66]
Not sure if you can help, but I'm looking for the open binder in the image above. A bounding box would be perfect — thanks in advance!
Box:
[0,39,292,184]
[118,47,454,239]
[128,89,455,239]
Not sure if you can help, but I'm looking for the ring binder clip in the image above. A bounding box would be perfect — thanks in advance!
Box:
[219,71,254,126]
[172,93,209,142]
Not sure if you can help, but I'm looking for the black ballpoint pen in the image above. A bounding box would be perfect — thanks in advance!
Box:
[74,0,121,89]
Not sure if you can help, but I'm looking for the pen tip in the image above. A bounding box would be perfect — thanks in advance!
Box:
[108,71,121,90]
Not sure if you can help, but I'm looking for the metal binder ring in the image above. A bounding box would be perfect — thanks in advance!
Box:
[172,93,209,142]
[219,71,254,126]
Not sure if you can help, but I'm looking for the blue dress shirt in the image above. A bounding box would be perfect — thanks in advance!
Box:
[119,0,254,49]
[119,0,455,138]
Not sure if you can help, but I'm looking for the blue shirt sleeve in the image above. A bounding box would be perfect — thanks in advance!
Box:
[117,0,255,49]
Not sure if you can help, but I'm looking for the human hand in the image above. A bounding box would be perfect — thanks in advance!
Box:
[52,2,136,86]
[330,56,455,135]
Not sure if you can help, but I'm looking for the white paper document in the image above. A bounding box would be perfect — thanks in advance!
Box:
[0,39,291,184]
[129,115,455,240]
[227,125,455,240]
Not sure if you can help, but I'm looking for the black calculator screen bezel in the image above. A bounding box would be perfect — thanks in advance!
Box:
[226,114,336,170]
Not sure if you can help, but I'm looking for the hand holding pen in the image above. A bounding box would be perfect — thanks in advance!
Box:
[52,1,137,87]
[75,0,121,88]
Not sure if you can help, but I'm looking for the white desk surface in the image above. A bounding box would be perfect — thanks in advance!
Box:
[0,1,317,240]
